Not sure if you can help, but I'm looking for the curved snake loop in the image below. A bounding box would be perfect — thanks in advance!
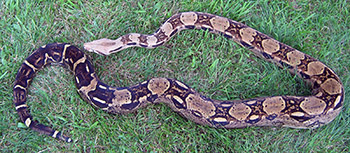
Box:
[14,12,344,142]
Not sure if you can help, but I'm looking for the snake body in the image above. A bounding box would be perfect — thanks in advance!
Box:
[14,12,344,142]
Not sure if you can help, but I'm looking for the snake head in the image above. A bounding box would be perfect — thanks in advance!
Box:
[84,38,122,56]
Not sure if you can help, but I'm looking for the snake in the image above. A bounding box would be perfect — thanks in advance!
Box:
[14,12,344,142]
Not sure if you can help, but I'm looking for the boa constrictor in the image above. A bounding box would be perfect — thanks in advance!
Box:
[14,12,344,142]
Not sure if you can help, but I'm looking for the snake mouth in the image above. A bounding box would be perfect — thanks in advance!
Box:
[84,47,106,56]
[94,50,107,56]
[83,43,107,55]
[83,43,94,52]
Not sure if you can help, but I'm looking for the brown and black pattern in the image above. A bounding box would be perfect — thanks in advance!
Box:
[14,12,344,142]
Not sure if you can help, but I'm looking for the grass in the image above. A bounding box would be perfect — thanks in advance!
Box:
[1,0,349,152]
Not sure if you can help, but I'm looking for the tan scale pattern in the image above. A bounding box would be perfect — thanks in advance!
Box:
[147,78,170,95]
[185,94,216,118]
[262,97,286,115]
[320,78,342,95]
[300,97,327,115]
[210,16,230,32]
[305,61,326,76]
[112,89,132,106]
[229,103,252,121]
[180,12,198,25]
[261,39,280,54]
[286,50,305,66]
[239,28,257,45]
[160,22,174,36]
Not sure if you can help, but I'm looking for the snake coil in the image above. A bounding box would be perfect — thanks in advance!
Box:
[14,12,344,142]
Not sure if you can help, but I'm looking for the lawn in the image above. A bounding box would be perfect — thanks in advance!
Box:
[1,0,349,152]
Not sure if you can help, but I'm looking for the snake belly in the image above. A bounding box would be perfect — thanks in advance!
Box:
[14,12,344,142]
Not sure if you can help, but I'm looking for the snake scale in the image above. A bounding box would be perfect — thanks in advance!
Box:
[14,12,344,142]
